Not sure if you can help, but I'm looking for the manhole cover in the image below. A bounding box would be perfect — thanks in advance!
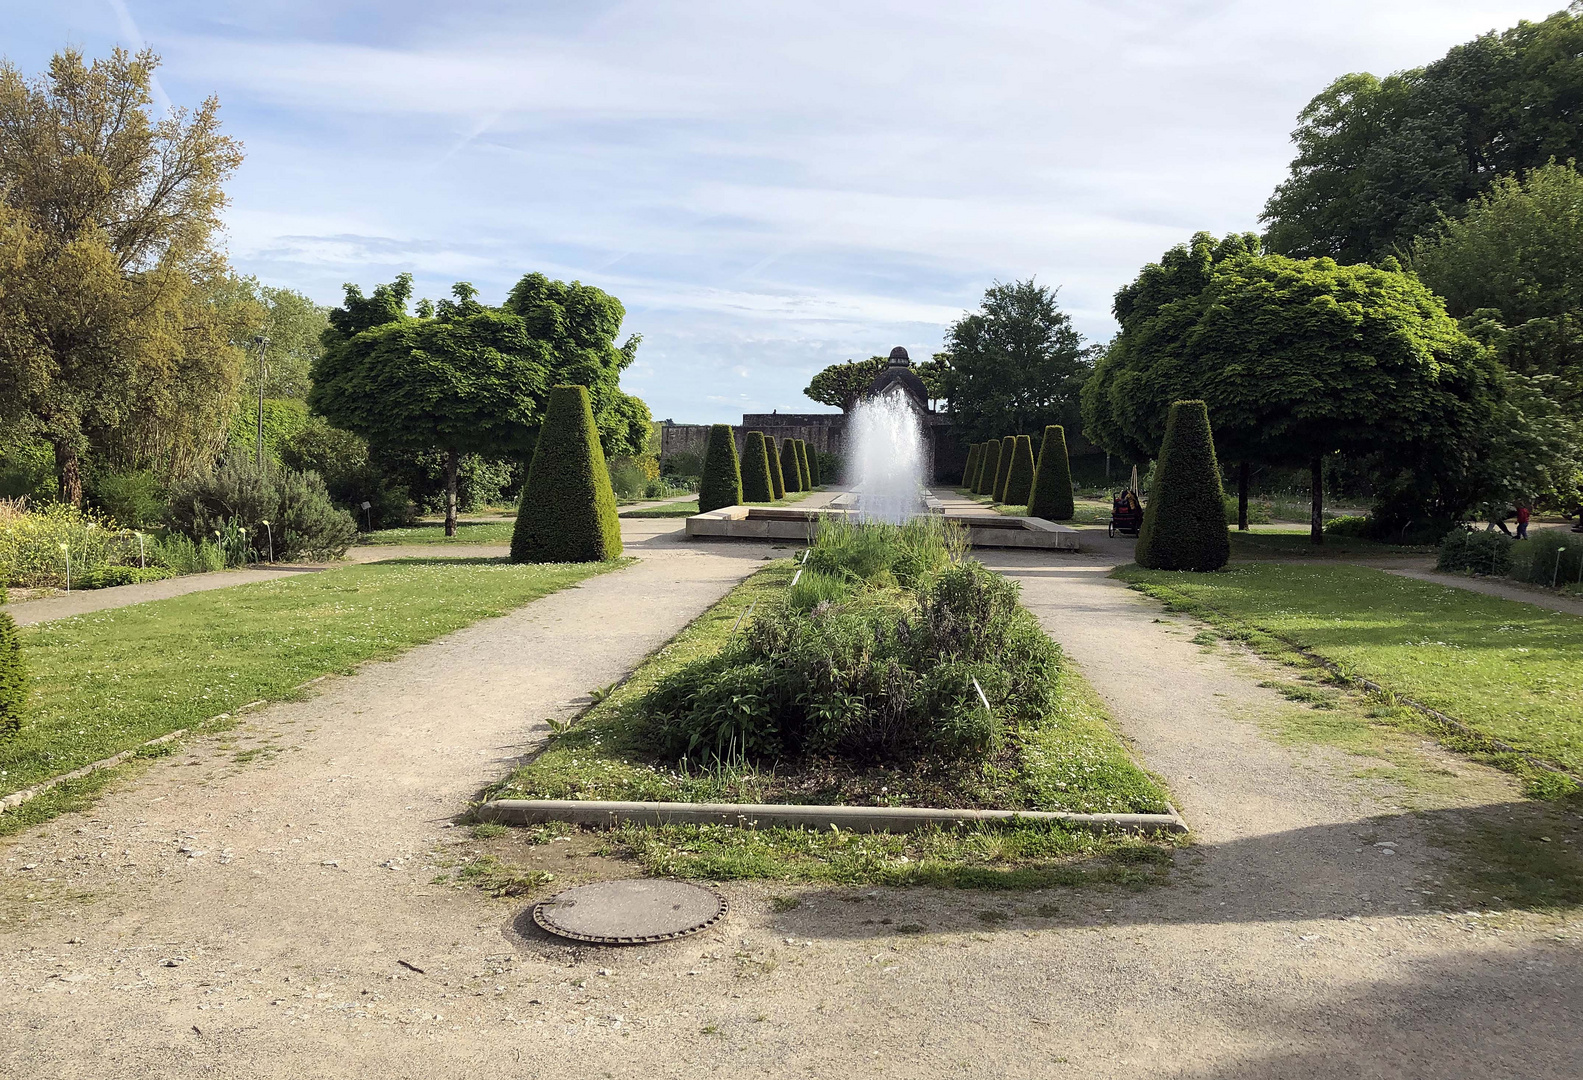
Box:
[532,880,727,944]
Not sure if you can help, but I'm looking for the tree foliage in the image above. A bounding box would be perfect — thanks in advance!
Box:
[1082,232,1501,538]
[1135,401,1230,572]
[1262,7,1583,263]
[941,279,1093,444]
[804,357,884,411]
[0,47,249,501]
[510,385,622,564]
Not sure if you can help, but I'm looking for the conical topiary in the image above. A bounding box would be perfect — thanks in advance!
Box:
[972,442,991,492]
[741,431,774,502]
[807,443,821,487]
[975,440,1000,496]
[794,440,813,491]
[1135,400,1230,572]
[962,443,980,489]
[0,585,25,738]
[699,424,744,512]
[1003,435,1036,505]
[992,436,1015,502]
[511,385,623,564]
[780,438,803,492]
[1028,425,1075,521]
[769,440,787,499]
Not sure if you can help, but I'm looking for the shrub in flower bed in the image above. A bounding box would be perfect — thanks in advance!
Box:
[73,565,178,589]
[643,517,1058,766]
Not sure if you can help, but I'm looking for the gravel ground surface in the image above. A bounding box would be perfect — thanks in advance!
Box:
[0,508,1578,1078]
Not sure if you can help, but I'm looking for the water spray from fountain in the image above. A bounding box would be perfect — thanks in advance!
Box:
[849,385,926,524]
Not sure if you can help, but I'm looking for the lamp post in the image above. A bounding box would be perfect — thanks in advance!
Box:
[1555,546,1568,589]
[261,519,274,563]
[59,542,70,592]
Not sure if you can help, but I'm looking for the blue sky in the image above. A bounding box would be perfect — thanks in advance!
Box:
[3,1,1566,422]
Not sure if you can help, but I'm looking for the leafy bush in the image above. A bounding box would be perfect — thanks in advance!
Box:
[608,457,650,500]
[695,425,743,512]
[85,469,166,529]
[661,450,703,480]
[644,553,1059,766]
[992,436,1015,502]
[975,440,1000,496]
[1135,400,1230,572]
[1003,435,1036,506]
[0,500,147,588]
[280,417,413,530]
[73,565,177,589]
[147,533,227,575]
[740,432,775,502]
[0,601,23,738]
[1028,426,1075,520]
[166,457,358,562]
[1324,514,1371,537]
[510,385,623,563]
[815,450,842,485]
[1509,529,1583,588]
[1436,526,1513,574]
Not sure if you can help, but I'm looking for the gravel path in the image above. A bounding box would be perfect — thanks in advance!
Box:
[1,517,1578,1077]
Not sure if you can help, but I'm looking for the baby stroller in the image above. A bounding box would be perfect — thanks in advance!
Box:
[1109,490,1143,538]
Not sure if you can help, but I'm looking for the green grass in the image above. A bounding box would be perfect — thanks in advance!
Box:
[356,520,516,545]
[1116,563,1583,792]
[484,560,1177,885]
[2,557,622,805]
[1228,531,1433,560]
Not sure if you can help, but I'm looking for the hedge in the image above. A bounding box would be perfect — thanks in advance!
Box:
[795,440,814,490]
[1004,435,1036,506]
[975,440,1000,496]
[0,592,25,739]
[741,431,774,502]
[962,443,981,489]
[1135,400,1230,572]
[510,385,624,563]
[992,436,1015,502]
[698,424,744,512]
[1027,425,1075,521]
[805,441,821,487]
[769,440,787,500]
[782,438,805,493]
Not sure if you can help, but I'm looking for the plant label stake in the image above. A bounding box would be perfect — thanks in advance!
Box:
[261,519,274,564]
[1556,547,1568,589]
[790,568,803,588]
[971,677,992,715]
[731,601,757,633]
[59,542,70,592]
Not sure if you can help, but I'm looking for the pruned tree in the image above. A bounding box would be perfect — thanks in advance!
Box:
[804,357,885,412]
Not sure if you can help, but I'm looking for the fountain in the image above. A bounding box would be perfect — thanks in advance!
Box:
[683,345,1077,550]
[848,385,925,524]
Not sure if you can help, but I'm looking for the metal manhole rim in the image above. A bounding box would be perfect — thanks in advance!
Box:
[531,880,728,945]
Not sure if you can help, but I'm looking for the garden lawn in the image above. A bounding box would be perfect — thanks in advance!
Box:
[1227,530,1434,560]
[1117,563,1583,781]
[3,558,619,800]
[356,520,516,545]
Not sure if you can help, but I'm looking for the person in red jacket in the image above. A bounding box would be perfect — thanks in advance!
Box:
[1516,503,1531,540]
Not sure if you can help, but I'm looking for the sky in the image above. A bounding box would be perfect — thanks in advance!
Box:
[2,1,1569,422]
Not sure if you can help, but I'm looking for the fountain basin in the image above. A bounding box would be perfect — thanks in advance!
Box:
[685,505,1080,550]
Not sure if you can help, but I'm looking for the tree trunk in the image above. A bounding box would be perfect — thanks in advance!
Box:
[53,440,82,507]
[1238,461,1250,531]
[445,447,459,538]
[1310,455,1324,546]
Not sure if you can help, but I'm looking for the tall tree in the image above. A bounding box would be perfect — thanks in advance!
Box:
[1262,7,1583,263]
[0,48,247,502]
[1083,232,1501,543]
[940,279,1092,444]
[804,356,885,412]
[310,277,550,535]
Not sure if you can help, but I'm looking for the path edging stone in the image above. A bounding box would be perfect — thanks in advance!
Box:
[478,798,1187,834]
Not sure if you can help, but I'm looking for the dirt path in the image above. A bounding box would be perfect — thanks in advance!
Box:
[2,522,1579,1078]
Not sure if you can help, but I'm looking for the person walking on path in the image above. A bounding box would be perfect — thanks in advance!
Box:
[1516,503,1531,540]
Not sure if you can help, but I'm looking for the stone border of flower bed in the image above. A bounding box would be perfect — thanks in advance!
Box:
[477,798,1188,835]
